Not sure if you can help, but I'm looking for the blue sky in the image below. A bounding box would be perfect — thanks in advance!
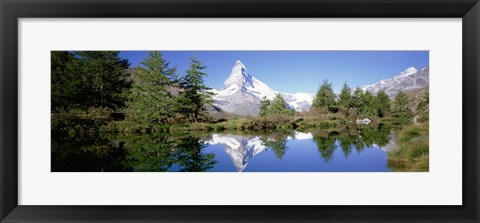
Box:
[119,51,428,94]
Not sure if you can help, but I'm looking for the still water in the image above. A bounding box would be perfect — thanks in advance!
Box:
[52,127,396,172]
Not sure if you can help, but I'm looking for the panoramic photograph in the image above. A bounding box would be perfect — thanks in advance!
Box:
[51,51,429,172]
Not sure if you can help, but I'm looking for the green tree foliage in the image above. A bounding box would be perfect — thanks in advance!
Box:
[126,51,176,125]
[176,57,214,123]
[51,51,79,111]
[51,51,131,112]
[267,94,295,116]
[312,80,337,112]
[338,82,353,110]
[258,96,271,117]
[374,90,391,117]
[51,51,132,138]
[388,90,413,124]
[361,91,377,117]
[352,87,364,113]
[74,51,131,110]
[258,94,294,117]
[392,90,411,113]
[357,90,390,118]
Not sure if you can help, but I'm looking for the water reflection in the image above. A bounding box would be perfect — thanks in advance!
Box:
[52,126,396,172]
[206,134,266,171]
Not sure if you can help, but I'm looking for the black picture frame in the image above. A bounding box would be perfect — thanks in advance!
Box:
[1,0,479,222]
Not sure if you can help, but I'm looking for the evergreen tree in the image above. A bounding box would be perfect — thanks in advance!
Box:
[361,91,377,117]
[258,97,271,117]
[375,90,391,117]
[338,82,353,110]
[312,80,336,112]
[392,90,410,113]
[51,51,78,111]
[352,87,364,114]
[51,51,131,112]
[267,94,295,116]
[74,51,131,110]
[177,57,214,123]
[126,51,176,124]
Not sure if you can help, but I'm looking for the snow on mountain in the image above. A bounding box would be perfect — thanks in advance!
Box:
[398,67,418,77]
[362,66,429,97]
[212,60,314,116]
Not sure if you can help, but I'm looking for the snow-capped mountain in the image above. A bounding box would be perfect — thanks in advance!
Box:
[362,66,429,97]
[211,60,314,116]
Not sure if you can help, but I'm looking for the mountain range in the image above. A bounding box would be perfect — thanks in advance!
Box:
[362,66,429,97]
[211,61,429,116]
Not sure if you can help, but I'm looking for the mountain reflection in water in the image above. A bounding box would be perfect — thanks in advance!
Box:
[52,127,395,172]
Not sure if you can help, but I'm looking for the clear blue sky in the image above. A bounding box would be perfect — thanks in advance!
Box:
[119,51,428,94]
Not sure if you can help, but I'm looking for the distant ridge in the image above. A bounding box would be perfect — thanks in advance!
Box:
[362,66,429,97]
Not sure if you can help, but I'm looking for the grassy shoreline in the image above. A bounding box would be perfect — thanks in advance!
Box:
[110,114,347,134]
[387,123,429,172]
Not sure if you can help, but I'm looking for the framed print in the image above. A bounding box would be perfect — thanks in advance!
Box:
[1,0,479,222]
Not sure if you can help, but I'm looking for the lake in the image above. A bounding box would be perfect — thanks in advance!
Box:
[52,126,396,172]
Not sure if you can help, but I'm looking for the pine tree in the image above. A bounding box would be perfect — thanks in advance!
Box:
[267,94,295,116]
[312,80,336,112]
[51,51,78,111]
[51,51,131,112]
[75,51,131,110]
[392,90,410,113]
[177,57,214,123]
[352,87,364,114]
[258,97,271,117]
[126,51,176,124]
[375,90,391,117]
[338,82,353,111]
[361,91,377,117]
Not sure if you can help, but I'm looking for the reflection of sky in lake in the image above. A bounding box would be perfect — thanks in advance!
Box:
[203,132,391,172]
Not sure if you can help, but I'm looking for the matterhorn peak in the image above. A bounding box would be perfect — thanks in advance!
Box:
[213,60,314,116]
[223,60,254,89]
[399,67,418,77]
[235,60,246,68]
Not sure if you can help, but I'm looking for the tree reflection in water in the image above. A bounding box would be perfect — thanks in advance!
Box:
[173,136,217,172]
[52,125,393,172]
